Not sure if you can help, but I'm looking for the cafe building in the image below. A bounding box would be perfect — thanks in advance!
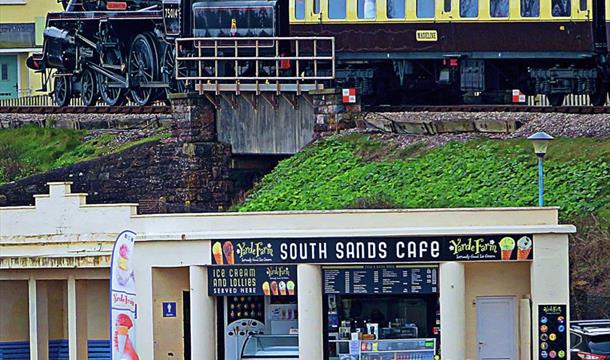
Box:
[133,205,575,360]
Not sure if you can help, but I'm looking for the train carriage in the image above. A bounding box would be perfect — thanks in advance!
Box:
[289,0,609,105]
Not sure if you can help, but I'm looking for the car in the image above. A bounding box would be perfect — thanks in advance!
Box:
[571,320,610,360]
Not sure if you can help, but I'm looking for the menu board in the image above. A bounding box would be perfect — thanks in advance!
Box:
[208,265,297,296]
[323,266,438,295]
[538,304,568,359]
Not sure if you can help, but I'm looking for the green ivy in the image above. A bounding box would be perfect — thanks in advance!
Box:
[239,135,610,223]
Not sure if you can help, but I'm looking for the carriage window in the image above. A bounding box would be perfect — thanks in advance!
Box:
[417,0,435,17]
[490,0,508,16]
[358,0,377,18]
[520,0,539,16]
[295,0,305,19]
[329,0,347,18]
[460,0,478,16]
[579,0,587,10]
[444,0,451,11]
[314,0,320,13]
[387,0,405,18]
[552,0,570,15]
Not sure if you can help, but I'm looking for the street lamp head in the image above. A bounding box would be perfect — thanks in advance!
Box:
[527,131,554,156]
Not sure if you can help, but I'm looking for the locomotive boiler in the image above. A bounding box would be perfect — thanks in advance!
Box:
[28,0,289,106]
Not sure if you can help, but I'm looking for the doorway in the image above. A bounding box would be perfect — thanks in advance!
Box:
[476,296,516,360]
[0,55,18,99]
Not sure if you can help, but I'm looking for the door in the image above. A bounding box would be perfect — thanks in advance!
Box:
[476,296,516,360]
[0,55,18,99]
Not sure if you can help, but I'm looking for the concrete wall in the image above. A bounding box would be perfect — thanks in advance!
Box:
[86,280,109,340]
[47,280,67,340]
[152,267,189,360]
[0,280,29,342]
[464,262,531,360]
[217,96,314,155]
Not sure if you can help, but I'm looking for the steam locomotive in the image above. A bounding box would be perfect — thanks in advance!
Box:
[29,0,610,106]
[28,0,289,106]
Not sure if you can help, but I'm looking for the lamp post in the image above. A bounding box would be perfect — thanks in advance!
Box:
[527,132,554,207]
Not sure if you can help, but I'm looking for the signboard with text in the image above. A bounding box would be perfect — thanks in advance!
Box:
[323,265,438,295]
[538,304,568,359]
[211,235,533,265]
[208,265,297,296]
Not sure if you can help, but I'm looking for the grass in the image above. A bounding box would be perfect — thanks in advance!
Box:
[238,134,610,226]
[0,126,168,184]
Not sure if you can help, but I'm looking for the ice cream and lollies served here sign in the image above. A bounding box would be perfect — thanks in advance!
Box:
[208,265,297,296]
[210,235,533,265]
[110,231,140,360]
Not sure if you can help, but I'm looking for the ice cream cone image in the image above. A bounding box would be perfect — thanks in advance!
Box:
[499,237,516,260]
[517,236,533,260]
[212,242,223,264]
[287,281,295,295]
[262,281,270,296]
[114,313,139,359]
[118,244,129,271]
[223,241,235,265]
[279,281,286,295]
[271,281,278,295]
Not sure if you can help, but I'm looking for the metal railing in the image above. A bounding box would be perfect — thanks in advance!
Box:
[0,94,166,108]
[175,36,335,95]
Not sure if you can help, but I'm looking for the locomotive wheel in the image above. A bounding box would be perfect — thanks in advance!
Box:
[162,44,186,96]
[547,94,564,107]
[53,75,71,107]
[98,47,127,106]
[80,68,98,106]
[129,34,159,106]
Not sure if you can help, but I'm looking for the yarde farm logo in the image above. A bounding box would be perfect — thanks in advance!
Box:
[236,241,274,263]
[448,237,499,260]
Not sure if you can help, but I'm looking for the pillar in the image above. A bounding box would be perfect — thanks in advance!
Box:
[67,276,77,360]
[297,264,323,360]
[76,280,88,359]
[28,278,39,360]
[439,262,466,360]
[189,266,216,359]
[170,93,217,142]
[530,234,570,357]
[134,263,154,359]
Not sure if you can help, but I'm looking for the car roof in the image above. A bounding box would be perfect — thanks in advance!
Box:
[572,320,610,336]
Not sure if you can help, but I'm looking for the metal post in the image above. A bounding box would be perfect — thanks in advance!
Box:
[538,155,544,207]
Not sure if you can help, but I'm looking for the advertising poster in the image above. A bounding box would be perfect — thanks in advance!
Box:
[538,304,568,359]
[110,231,140,360]
[211,235,533,265]
[208,265,297,296]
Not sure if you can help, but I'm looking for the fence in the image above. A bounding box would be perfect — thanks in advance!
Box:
[175,36,335,94]
[0,95,166,107]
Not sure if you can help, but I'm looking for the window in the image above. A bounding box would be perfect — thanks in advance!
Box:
[444,0,451,11]
[579,0,587,11]
[490,0,509,16]
[552,0,570,16]
[417,0,435,17]
[358,0,377,18]
[314,0,320,13]
[387,0,405,18]
[1,64,7,81]
[295,0,305,19]
[329,0,347,18]
[520,0,539,16]
[460,0,478,17]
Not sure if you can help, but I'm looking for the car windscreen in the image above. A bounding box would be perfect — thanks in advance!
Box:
[589,334,610,354]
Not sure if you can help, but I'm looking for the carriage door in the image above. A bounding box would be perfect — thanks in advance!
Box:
[0,55,18,99]
[476,296,516,360]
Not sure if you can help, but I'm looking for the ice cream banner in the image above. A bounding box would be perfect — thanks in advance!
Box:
[211,235,534,264]
[208,265,297,296]
[110,231,140,360]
